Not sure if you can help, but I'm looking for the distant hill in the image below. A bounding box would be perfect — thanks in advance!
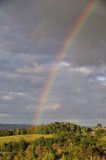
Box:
[0,124,31,130]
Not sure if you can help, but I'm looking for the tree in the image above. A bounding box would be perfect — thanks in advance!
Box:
[42,152,55,160]
[19,140,28,152]
[96,123,102,128]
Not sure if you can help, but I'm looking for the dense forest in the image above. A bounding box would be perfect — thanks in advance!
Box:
[0,122,106,160]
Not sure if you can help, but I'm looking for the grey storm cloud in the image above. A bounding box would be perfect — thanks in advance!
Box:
[0,0,106,125]
[0,0,105,66]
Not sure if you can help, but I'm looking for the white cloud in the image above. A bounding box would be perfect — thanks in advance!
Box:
[16,64,45,73]
[8,91,25,96]
[60,61,70,67]
[0,92,25,100]
[101,82,106,87]
[17,92,25,96]
[0,113,13,118]
[96,76,106,82]
[1,95,13,100]
[51,61,70,71]
[72,67,92,75]
[45,104,61,111]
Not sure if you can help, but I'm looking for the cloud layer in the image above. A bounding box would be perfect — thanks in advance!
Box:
[0,0,106,125]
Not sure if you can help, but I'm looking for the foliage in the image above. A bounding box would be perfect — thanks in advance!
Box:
[0,122,106,160]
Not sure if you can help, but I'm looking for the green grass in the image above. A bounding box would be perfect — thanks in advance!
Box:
[101,136,106,142]
[0,134,53,146]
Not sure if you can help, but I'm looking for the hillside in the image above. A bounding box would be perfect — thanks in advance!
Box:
[0,122,106,160]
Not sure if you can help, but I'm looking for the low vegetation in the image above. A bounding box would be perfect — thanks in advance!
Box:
[0,134,53,146]
[0,122,106,160]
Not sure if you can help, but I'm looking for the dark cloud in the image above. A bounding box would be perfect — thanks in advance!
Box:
[0,0,105,66]
[102,0,106,4]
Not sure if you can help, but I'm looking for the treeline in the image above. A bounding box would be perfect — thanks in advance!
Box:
[0,122,106,137]
[0,122,82,136]
[0,128,27,137]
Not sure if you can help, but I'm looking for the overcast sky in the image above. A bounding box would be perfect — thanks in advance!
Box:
[0,0,106,126]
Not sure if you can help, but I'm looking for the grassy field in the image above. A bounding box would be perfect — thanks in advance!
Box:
[101,136,106,142]
[0,134,53,146]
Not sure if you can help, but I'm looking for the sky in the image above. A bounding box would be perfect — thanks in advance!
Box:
[0,0,106,126]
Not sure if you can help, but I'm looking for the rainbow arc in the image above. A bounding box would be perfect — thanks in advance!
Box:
[34,0,98,124]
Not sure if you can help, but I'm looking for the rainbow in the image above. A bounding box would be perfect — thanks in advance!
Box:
[34,0,98,124]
